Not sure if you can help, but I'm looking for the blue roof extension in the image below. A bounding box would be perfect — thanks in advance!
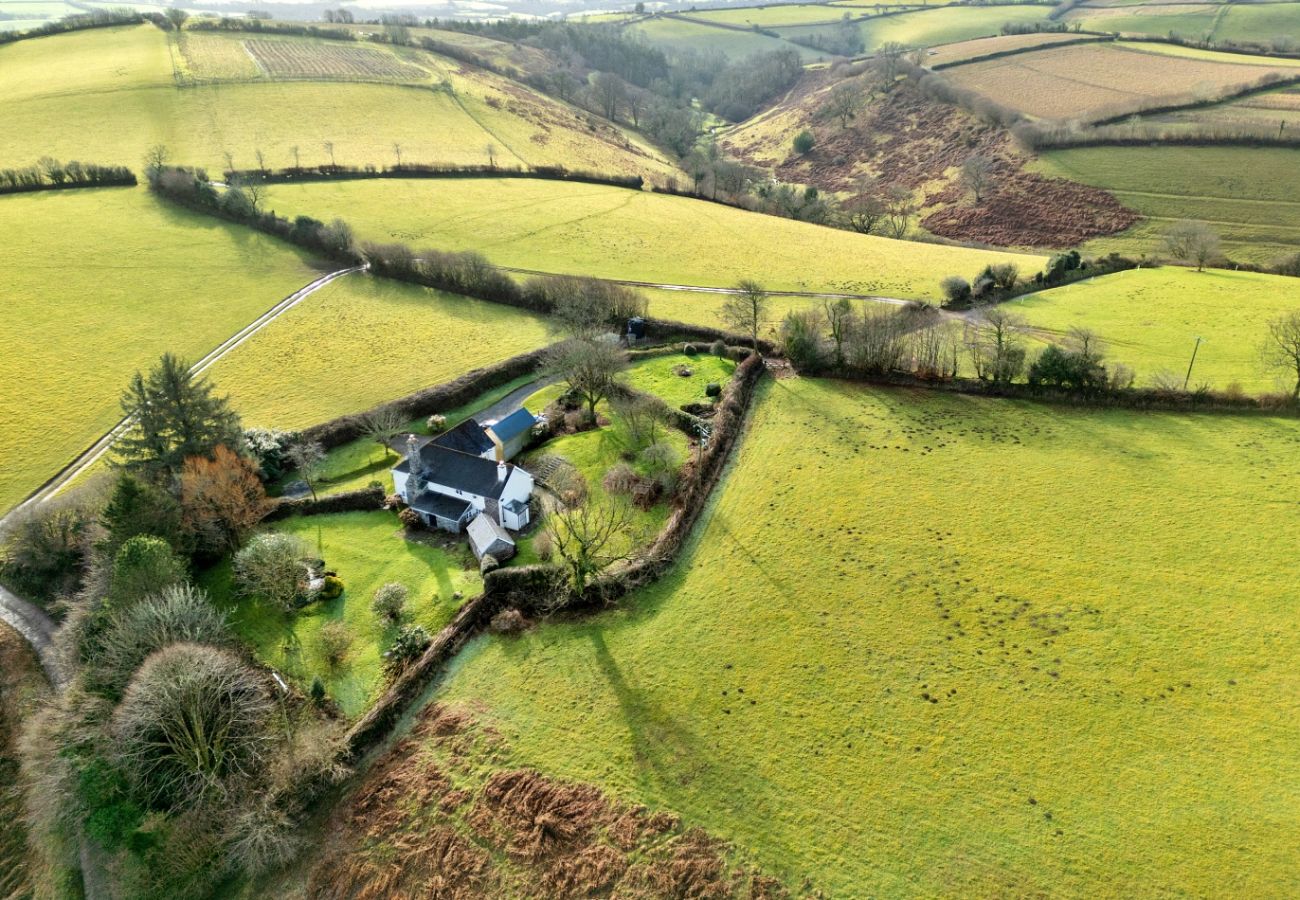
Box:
[489,408,536,442]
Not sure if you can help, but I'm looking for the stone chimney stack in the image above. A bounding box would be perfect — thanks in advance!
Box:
[406,432,418,463]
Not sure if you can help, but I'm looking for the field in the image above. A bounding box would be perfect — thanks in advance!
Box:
[625,350,737,409]
[1152,81,1300,128]
[782,3,1059,53]
[436,376,1300,896]
[1007,267,1300,391]
[1037,145,1300,263]
[684,4,859,27]
[0,187,320,514]
[0,25,681,179]
[925,31,1104,67]
[627,15,825,61]
[1069,1,1300,45]
[942,41,1298,121]
[205,273,553,432]
[205,510,482,718]
[268,178,1043,302]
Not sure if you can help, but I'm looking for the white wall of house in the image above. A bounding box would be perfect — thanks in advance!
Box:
[501,468,533,508]
[393,469,409,499]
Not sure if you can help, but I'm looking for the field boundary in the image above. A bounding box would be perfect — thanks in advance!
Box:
[223,163,645,191]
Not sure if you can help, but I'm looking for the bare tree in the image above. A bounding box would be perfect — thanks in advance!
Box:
[533,275,647,339]
[254,148,267,174]
[882,184,916,239]
[543,338,629,417]
[1163,220,1220,272]
[966,306,1027,383]
[223,149,235,176]
[875,41,907,85]
[824,297,855,368]
[286,441,325,501]
[822,81,864,129]
[359,407,405,462]
[591,71,627,121]
[289,145,300,170]
[721,279,769,351]
[485,143,497,169]
[392,142,402,168]
[544,483,647,596]
[323,140,336,171]
[242,177,268,214]
[960,154,996,204]
[843,190,887,235]
[164,6,188,29]
[143,144,169,181]
[1263,310,1300,399]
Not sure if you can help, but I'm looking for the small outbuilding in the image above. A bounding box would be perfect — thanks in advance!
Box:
[485,407,538,462]
[466,512,516,562]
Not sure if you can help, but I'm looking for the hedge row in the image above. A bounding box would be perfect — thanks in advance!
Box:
[224,163,644,191]
[262,486,385,522]
[0,9,148,45]
[0,161,136,195]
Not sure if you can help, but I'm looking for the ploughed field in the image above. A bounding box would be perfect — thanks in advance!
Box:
[268,177,1042,304]
[0,24,679,178]
[1008,267,1300,393]
[436,376,1300,896]
[0,187,320,513]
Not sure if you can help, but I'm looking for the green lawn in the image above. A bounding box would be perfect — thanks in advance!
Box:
[1036,145,1300,265]
[207,273,553,432]
[437,376,1300,897]
[0,24,679,179]
[268,178,1043,303]
[0,187,320,514]
[1007,267,1300,392]
[205,510,482,719]
[625,351,737,408]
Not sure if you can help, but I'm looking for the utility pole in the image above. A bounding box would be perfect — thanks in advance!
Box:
[1183,336,1203,390]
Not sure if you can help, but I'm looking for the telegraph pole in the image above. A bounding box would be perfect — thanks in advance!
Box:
[1183,336,1203,390]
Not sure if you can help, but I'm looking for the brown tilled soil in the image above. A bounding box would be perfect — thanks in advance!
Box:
[304,702,788,899]
[724,77,1137,248]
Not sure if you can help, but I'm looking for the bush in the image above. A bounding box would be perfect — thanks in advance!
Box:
[234,532,307,611]
[309,676,327,706]
[318,622,352,667]
[318,575,345,601]
[940,275,972,306]
[705,382,722,398]
[710,339,727,356]
[398,507,423,530]
[489,608,528,635]
[683,343,698,356]
[479,553,501,575]
[383,625,431,676]
[602,462,639,495]
[112,643,274,811]
[0,493,95,603]
[109,535,185,605]
[426,413,447,432]
[792,130,815,155]
[371,581,408,620]
[533,529,554,562]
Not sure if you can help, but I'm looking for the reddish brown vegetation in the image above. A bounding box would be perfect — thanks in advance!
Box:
[304,702,786,899]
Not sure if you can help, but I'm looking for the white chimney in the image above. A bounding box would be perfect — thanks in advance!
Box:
[497,461,508,483]
[406,432,418,461]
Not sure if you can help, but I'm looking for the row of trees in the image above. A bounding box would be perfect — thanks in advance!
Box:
[0,158,135,195]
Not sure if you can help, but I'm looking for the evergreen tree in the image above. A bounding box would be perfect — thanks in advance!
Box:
[116,354,242,482]
[98,472,186,559]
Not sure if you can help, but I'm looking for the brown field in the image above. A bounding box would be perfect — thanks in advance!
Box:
[244,38,429,80]
[926,32,1104,67]
[945,42,1296,120]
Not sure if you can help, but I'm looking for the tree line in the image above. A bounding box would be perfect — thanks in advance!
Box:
[0,158,136,195]
[0,8,150,46]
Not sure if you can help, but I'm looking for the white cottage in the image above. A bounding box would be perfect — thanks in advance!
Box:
[392,432,534,533]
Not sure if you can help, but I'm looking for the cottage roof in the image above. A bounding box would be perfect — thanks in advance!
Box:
[467,512,515,560]
[431,418,494,457]
[408,491,474,523]
[413,444,514,499]
[487,408,536,443]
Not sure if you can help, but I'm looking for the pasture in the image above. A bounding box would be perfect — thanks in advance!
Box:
[1007,267,1300,392]
[0,24,680,179]
[925,31,1104,67]
[1037,145,1300,263]
[684,4,858,27]
[206,273,553,432]
[1069,1,1300,45]
[627,15,824,61]
[783,3,1058,53]
[0,187,319,514]
[268,178,1043,302]
[437,376,1300,897]
[205,510,482,718]
[942,41,1297,121]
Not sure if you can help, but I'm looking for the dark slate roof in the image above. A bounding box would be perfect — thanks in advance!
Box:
[488,408,536,443]
[431,418,494,457]
[408,491,473,523]
[468,513,515,559]
[416,444,512,499]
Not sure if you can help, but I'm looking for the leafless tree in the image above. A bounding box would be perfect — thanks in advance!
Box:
[359,407,405,462]
[242,177,268,214]
[721,279,769,351]
[882,184,916,239]
[591,71,628,121]
[485,143,497,168]
[823,81,864,129]
[960,154,996,204]
[222,149,235,176]
[824,297,855,368]
[254,148,267,174]
[1163,220,1221,272]
[544,479,647,597]
[323,140,336,171]
[1263,310,1300,399]
[875,41,907,85]
[843,190,887,235]
[289,145,300,170]
[966,306,1027,383]
[392,143,402,167]
[544,339,629,417]
[286,441,325,500]
[143,144,169,180]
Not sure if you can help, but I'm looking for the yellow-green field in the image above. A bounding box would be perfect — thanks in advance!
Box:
[0,187,320,513]
[1008,267,1300,391]
[627,15,824,61]
[784,3,1058,52]
[437,376,1300,897]
[0,24,680,178]
[684,4,857,27]
[926,31,1104,67]
[269,178,1043,301]
[1037,145,1300,264]
[1069,1,1300,44]
[207,273,553,431]
[204,510,482,718]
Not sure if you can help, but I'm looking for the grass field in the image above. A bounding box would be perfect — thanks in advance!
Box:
[627,15,826,61]
[0,25,680,179]
[1008,267,1300,391]
[1037,145,1300,264]
[625,351,737,409]
[205,510,482,718]
[925,31,1104,66]
[1070,0,1300,44]
[782,3,1058,53]
[436,376,1300,897]
[685,4,858,27]
[206,273,552,432]
[943,41,1297,120]
[269,178,1042,302]
[0,187,320,514]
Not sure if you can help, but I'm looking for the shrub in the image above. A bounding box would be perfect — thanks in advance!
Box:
[792,130,815,155]
[319,622,352,667]
[234,532,307,611]
[383,625,431,676]
[371,581,408,620]
[426,413,447,432]
[398,507,423,530]
[489,608,528,635]
[109,535,185,606]
[683,343,698,357]
[221,798,303,878]
[112,643,274,811]
[479,553,501,575]
[533,529,554,562]
[384,493,404,509]
[705,382,722,398]
[309,676,326,706]
[710,339,727,356]
[940,275,972,306]
[318,575,345,601]
[603,462,639,495]
[0,493,94,603]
